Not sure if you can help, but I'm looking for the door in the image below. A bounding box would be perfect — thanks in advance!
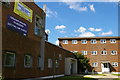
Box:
[101,63,110,73]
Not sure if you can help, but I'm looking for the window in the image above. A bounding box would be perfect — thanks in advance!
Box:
[1,0,10,7]
[55,59,59,68]
[48,59,52,68]
[24,54,32,68]
[4,51,15,67]
[100,39,106,44]
[111,51,117,55]
[38,56,41,68]
[92,62,98,67]
[59,54,62,60]
[34,15,43,36]
[101,51,107,55]
[112,62,118,67]
[91,51,97,55]
[82,51,87,55]
[63,40,68,44]
[72,40,77,44]
[73,51,78,53]
[81,40,87,44]
[91,39,97,44]
[110,39,116,43]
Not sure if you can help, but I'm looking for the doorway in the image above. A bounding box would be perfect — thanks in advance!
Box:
[101,63,110,73]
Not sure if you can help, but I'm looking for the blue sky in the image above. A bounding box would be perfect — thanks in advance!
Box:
[35,2,118,45]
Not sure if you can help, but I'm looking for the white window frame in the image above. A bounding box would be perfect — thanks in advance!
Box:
[59,54,62,60]
[63,40,68,44]
[111,51,117,55]
[48,58,52,68]
[55,59,59,68]
[81,40,87,44]
[100,39,106,44]
[91,39,97,44]
[73,51,78,53]
[4,51,15,67]
[82,51,87,55]
[101,51,107,55]
[92,62,98,67]
[34,15,43,36]
[91,51,97,55]
[24,54,32,68]
[38,56,41,68]
[110,39,116,43]
[112,62,118,67]
[72,40,77,44]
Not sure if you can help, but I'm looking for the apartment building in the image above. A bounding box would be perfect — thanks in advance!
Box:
[1,1,77,79]
[58,37,120,74]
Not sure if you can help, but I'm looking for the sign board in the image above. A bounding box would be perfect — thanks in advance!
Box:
[7,15,28,36]
[14,0,33,22]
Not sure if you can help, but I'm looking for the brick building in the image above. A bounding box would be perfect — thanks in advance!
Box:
[58,37,120,74]
[1,1,77,79]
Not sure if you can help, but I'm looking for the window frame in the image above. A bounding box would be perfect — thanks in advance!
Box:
[101,51,107,55]
[59,54,62,60]
[91,51,97,55]
[82,51,87,55]
[111,50,117,55]
[38,56,41,68]
[100,39,106,44]
[55,59,59,68]
[91,39,97,44]
[24,54,32,68]
[4,51,16,67]
[34,15,43,36]
[112,62,118,67]
[81,40,87,44]
[72,40,77,44]
[63,40,68,44]
[110,39,116,43]
[48,58,53,68]
[92,62,98,67]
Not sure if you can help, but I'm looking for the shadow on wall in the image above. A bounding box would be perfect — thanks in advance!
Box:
[109,63,116,72]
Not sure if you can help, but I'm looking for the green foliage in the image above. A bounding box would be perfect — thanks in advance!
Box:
[0,76,4,80]
[74,53,91,73]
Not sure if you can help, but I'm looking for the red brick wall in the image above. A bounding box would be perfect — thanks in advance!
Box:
[59,37,120,72]
[2,2,74,79]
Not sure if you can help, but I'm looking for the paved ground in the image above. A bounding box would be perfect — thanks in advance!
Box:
[23,74,120,80]
[83,74,119,78]
[81,74,120,80]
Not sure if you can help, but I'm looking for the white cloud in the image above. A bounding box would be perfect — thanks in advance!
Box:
[74,27,86,33]
[89,4,95,12]
[45,29,51,34]
[79,32,95,37]
[63,2,87,12]
[89,27,102,31]
[46,7,57,18]
[100,31,113,36]
[55,25,66,29]
[60,31,66,33]
[55,40,59,45]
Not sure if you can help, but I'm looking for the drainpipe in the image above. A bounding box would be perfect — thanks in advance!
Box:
[40,5,46,70]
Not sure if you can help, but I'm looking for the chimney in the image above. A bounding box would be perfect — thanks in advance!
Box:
[43,4,46,13]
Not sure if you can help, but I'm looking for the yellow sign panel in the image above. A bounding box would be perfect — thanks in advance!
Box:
[14,0,33,22]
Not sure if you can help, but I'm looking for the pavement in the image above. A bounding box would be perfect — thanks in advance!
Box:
[23,74,120,80]
[80,74,120,80]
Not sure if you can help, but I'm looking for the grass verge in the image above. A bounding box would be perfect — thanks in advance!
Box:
[112,74,120,76]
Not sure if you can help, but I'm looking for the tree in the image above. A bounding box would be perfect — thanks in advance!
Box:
[74,52,90,74]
